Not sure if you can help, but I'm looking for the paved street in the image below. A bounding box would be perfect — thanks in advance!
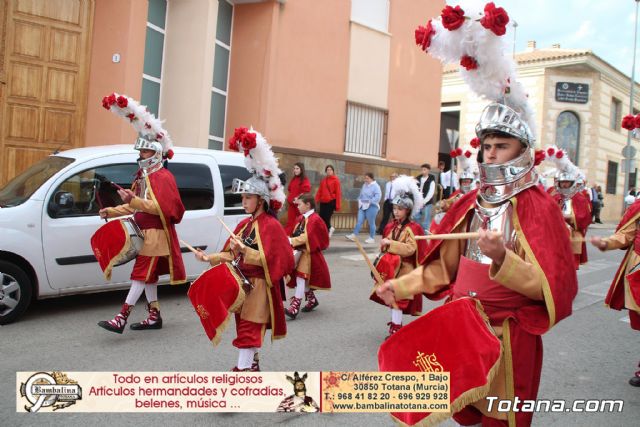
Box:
[2,225,639,426]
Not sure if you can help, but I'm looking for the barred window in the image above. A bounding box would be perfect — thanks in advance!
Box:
[344,101,388,158]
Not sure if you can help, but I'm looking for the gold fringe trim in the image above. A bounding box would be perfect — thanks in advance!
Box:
[146,177,187,285]
[390,300,503,427]
[606,249,632,308]
[103,221,132,281]
[210,263,246,347]
[502,319,516,427]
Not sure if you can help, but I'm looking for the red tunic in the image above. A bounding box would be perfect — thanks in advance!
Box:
[289,212,331,289]
[223,213,294,340]
[549,191,591,268]
[370,220,426,315]
[605,200,640,331]
[144,168,186,284]
[285,176,311,234]
[420,187,577,426]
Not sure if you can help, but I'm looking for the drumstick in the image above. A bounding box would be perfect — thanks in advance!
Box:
[352,238,399,310]
[415,232,481,240]
[215,216,242,243]
[180,239,209,262]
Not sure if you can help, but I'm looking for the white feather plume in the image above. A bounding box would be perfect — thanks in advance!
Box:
[391,175,424,219]
[541,145,584,180]
[453,144,479,176]
[417,1,536,135]
[102,92,174,154]
[229,126,285,211]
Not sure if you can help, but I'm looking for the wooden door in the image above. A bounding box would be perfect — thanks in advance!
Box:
[0,0,94,186]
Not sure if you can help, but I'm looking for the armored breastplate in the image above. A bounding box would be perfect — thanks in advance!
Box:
[465,199,517,264]
[561,198,573,219]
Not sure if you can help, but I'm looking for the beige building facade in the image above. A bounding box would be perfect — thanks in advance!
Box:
[441,43,640,221]
[1,0,445,228]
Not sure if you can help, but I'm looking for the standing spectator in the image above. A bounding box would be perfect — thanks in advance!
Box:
[346,173,381,244]
[415,164,435,232]
[595,185,604,223]
[285,162,311,234]
[440,162,459,199]
[589,184,600,223]
[377,173,398,234]
[315,165,342,237]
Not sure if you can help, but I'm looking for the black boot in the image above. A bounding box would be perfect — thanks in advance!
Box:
[98,303,133,334]
[130,302,163,330]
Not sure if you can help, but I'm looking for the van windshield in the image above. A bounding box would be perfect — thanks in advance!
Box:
[0,156,74,207]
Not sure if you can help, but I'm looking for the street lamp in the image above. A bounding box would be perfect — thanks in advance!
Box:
[622,0,640,212]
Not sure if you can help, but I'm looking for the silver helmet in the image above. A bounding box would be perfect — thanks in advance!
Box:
[475,103,535,147]
[459,170,475,193]
[231,177,271,203]
[134,136,163,172]
[388,175,423,218]
[475,103,538,204]
[391,193,414,212]
[554,170,584,198]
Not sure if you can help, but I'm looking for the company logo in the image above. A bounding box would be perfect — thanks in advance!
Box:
[20,371,82,412]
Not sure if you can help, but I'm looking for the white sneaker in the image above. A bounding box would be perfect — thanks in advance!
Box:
[345,233,355,241]
[329,227,335,238]
[364,237,375,244]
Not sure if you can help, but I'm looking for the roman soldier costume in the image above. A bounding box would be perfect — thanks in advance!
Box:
[596,113,640,387]
[195,127,294,372]
[369,175,427,338]
[542,145,591,269]
[284,206,331,319]
[378,4,578,425]
[94,93,186,334]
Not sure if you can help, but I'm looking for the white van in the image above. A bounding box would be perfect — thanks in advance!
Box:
[0,145,251,324]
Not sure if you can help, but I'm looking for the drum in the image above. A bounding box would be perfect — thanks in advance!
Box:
[371,252,401,282]
[188,262,246,346]
[90,217,144,280]
[378,298,502,426]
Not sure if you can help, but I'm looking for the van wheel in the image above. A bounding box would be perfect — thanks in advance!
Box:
[0,261,33,325]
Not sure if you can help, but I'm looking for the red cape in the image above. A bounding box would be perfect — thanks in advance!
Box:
[299,213,331,289]
[605,200,640,310]
[371,220,426,314]
[225,213,294,340]
[145,168,186,284]
[571,192,592,264]
[382,220,428,265]
[423,187,577,335]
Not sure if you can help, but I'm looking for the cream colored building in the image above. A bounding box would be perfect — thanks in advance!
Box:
[441,42,640,221]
